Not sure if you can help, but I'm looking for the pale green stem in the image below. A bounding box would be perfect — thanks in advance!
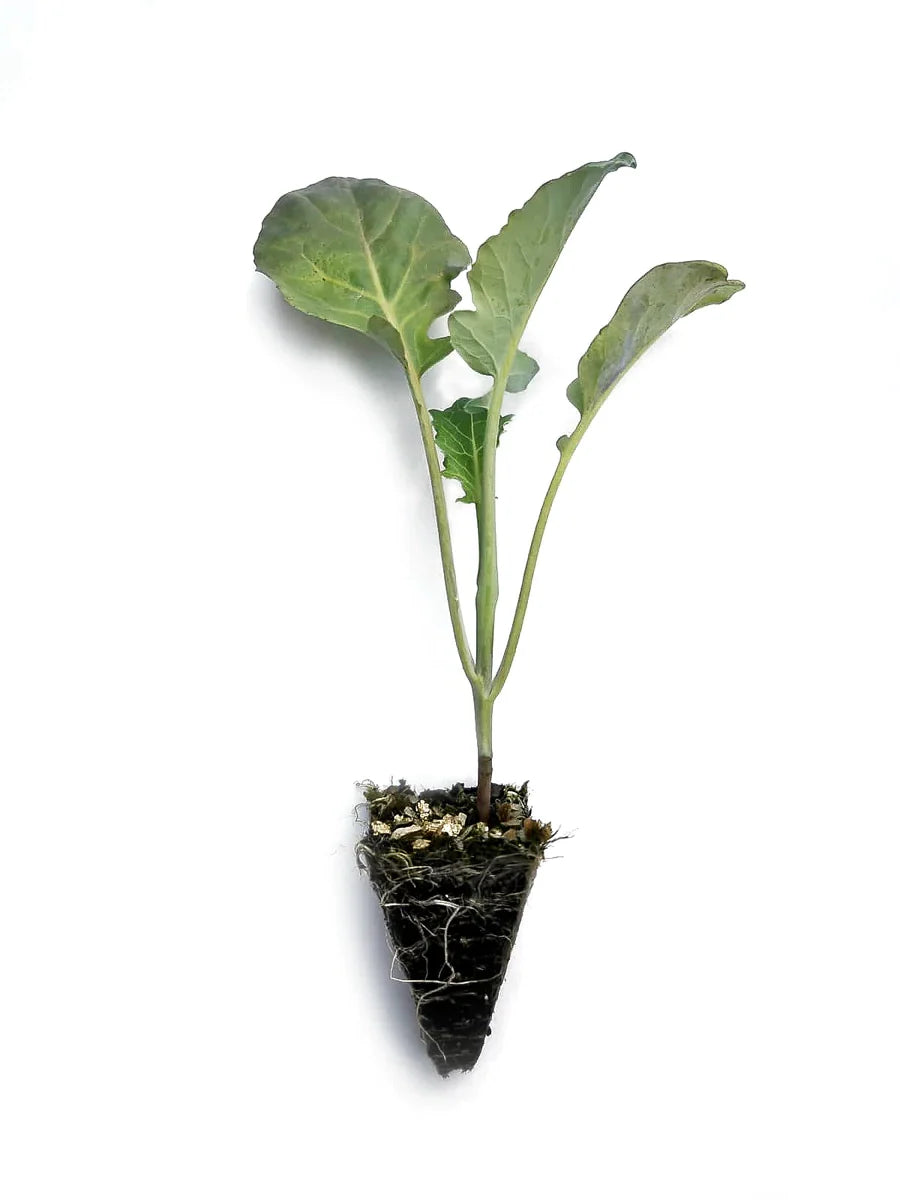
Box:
[490,417,589,701]
[474,371,511,818]
[404,364,479,689]
[474,375,506,683]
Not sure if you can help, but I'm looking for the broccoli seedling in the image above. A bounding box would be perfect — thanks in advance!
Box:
[254,156,743,822]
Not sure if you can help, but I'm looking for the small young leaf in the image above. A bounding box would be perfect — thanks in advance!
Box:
[567,261,745,418]
[449,154,636,392]
[448,317,539,393]
[430,398,513,504]
[254,177,471,375]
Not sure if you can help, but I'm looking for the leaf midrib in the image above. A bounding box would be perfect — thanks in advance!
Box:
[353,197,401,339]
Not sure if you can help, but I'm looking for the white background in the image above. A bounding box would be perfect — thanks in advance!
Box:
[1,1,898,1196]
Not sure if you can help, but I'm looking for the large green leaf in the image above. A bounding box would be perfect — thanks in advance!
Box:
[430,398,513,504]
[449,154,636,393]
[254,177,471,375]
[566,261,745,420]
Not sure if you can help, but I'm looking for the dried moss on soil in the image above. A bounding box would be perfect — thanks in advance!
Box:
[357,780,553,1076]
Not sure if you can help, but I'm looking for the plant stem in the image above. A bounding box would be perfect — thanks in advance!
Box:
[490,418,588,701]
[473,375,508,818]
[405,351,495,824]
[473,686,494,823]
[404,364,479,689]
[475,377,505,683]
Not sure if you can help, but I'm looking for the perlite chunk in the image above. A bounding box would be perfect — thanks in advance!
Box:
[391,824,422,840]
[438,812,467,837]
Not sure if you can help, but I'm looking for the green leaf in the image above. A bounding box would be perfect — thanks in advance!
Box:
[567,261,745,418]
[448,154,636,392]
[430,398,513,504]
[254,177,471,375]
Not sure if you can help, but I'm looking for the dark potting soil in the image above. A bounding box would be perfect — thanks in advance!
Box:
[357,781,553,1076]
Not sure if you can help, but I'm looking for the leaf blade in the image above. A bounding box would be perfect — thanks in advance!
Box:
[254,177,471,374]
[430,398,513,504]
[567,261,745,417]
[448,154,636,391]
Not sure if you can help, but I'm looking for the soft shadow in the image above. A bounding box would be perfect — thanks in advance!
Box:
[259,284,427,486]
[344,804,454,1087]
[260,287,466,1083]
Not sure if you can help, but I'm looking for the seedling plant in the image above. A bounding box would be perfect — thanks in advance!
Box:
[254,154,743,1073]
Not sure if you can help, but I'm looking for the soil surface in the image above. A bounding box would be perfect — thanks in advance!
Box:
[357,781,552,1075]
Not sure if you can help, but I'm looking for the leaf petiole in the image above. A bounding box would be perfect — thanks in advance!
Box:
[489,417,588,702]
[403,363,479,689]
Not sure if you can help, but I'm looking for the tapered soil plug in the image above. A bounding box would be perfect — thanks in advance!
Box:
[358,781,553,1075]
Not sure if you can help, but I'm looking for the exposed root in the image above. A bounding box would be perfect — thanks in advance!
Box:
[356,780,555,1075]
